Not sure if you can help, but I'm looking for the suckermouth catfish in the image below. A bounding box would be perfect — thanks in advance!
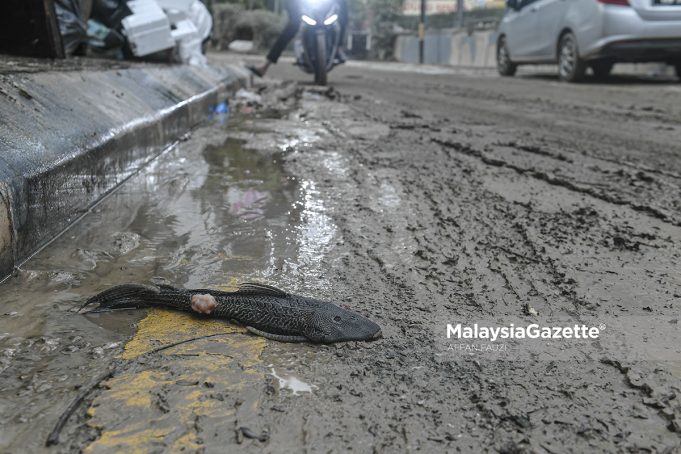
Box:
[82,282,382,343]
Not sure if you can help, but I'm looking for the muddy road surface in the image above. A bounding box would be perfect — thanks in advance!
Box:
[1,60,680,453]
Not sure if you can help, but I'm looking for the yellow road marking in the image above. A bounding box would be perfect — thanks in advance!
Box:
[119,308,245,360]
[84,281,267,453]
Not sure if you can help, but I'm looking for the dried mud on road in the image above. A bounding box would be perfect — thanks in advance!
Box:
[230,68,681,453]
[2,65,681,453]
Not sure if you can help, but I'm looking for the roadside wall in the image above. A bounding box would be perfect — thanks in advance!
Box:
[395,29,498,67]
[0,61,249,280]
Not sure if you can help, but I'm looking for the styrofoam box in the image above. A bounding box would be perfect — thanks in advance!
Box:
[165,9,188,24]
[170,19,199,42]
[156,0,194,12]
[122,0,174,56]
[171,19,200,61]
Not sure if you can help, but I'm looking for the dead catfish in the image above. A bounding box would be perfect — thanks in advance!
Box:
[82,282,382,344]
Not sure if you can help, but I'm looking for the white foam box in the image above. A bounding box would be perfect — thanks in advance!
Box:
[171,19,202,62]
[164,8,188,24]
[122,0,175,56]
[155,0,193,12]
[170,19,198,42]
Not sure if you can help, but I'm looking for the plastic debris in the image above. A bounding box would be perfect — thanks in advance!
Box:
[54,0,88,56]
[213,102,230,114]
[228,40,254,53]
[235,88,263,104]
[523,303,539,317]
[87,19,125,50]
[56,0,213,65]
[209,101,230,125]
[91,0,132,30]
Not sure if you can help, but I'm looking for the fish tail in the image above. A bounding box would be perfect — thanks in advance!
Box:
[80,284,161,312]
[80,284,183,313]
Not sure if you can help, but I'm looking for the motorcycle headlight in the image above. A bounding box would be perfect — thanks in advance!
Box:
[301,14,317,26]
[323,14,338,25]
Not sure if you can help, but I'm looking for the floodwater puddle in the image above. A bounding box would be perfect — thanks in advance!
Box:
[294,179,337,280]
[269,367,315,395]
[0,110,337,451]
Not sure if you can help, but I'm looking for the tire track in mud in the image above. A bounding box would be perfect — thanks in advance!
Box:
[375,127,595,319]
[497,138,681,183]
[276,100,498,451]
[432,137,678,227]
[334,70,681,222]
[272,82,681,452]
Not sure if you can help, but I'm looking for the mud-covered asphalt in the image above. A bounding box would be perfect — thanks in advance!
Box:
[1,60,681,453]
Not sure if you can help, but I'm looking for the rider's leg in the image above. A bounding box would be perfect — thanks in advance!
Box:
[336,0,348,62]
[251,3,301,76]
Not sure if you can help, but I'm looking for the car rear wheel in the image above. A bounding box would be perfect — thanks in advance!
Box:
[497,36,517,77]
[675,63,681,81]
[558,32,587,82]
[591,61,614,80]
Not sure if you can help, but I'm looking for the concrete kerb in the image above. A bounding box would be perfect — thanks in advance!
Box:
[0,182,14,275]
[0,62,250,281]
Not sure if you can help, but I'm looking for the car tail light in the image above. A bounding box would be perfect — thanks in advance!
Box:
[598,0,630,5]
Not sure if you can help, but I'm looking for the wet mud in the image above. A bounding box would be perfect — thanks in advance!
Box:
[1,64,681,453]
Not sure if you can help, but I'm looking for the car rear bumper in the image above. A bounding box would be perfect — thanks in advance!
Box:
[582,6,681,61]
[588,38,681,62]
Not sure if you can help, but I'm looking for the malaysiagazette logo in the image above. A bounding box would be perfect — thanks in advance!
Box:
[447,323,603,342]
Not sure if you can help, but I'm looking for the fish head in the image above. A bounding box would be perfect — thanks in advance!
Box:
[307,302,382,343]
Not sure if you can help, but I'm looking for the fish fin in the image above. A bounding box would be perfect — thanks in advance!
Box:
[79,284,160,313]
[237,282,288,298]
[246,326,307,343]
[86,304,144,313]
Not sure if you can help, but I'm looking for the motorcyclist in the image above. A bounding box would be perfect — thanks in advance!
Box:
[248,0,348,77]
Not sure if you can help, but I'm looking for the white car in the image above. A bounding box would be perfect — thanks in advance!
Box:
[496,0,681,81]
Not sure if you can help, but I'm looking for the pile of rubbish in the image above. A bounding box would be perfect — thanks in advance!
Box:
[55,0,212,65]
[210,4,283,53]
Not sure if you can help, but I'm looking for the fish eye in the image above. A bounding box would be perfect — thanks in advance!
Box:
[333,315,342,323]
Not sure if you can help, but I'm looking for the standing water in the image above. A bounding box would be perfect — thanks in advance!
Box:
[0,107,334,451]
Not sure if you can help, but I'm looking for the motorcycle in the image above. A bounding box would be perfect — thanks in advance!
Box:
[294,0,342,86]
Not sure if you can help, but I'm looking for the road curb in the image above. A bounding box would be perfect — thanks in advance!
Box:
[0,62,250,281]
